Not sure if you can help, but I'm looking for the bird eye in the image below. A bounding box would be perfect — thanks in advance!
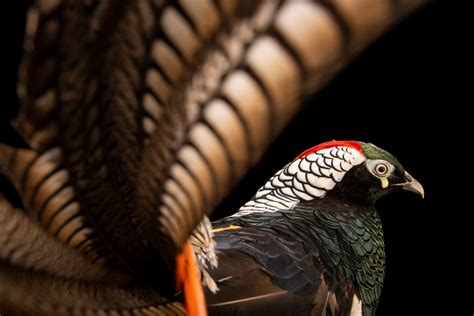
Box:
[373,162,391,177]
[366,159,394,178]
[376,164,388,174]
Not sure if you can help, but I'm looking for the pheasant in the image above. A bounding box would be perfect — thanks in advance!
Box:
[1,0,428,315]
[206,141,423,315]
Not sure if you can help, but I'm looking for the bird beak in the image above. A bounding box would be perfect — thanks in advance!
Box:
[395,171,424,199]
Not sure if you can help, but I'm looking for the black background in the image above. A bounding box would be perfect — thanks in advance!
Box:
[1,1,469,315]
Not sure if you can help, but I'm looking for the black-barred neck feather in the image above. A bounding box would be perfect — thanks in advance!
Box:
[234,144,366,217]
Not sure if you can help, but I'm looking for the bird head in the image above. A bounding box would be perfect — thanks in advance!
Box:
[293,140,424,205]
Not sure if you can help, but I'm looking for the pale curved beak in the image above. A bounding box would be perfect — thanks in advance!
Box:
[395,171,424,199]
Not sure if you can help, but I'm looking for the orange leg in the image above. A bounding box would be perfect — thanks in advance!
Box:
[176,242,208,316]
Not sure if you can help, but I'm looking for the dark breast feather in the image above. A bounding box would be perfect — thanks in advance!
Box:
[208,204,366,315]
